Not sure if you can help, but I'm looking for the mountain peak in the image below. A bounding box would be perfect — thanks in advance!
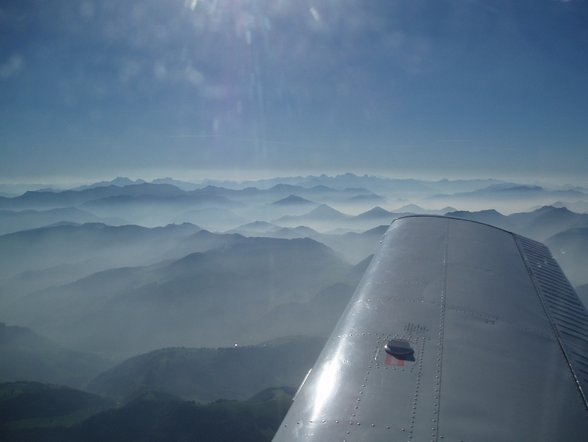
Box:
[533,205,573,215]
[308,204,346,219]
[357,206,392,219]
[271,194,314,206]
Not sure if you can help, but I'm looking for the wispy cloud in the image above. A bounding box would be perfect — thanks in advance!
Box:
[0,55,24,79]
[186,0,199,11]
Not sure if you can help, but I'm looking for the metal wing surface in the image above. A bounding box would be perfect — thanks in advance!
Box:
[273,216,588,441]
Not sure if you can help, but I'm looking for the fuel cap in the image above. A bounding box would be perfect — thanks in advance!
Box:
[384,339,414,358]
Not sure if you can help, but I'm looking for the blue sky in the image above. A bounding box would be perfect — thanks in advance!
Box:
[1,0,587,184]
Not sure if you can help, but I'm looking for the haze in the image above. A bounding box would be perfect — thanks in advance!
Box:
[1,1,587,440]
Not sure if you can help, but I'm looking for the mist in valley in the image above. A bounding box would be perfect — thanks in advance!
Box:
[1,173,588,440]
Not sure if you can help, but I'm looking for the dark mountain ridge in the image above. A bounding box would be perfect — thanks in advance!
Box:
[0,381,291,442]
[87,336,324,402]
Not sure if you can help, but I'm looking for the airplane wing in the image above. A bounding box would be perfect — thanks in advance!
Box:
[273,216,588,441]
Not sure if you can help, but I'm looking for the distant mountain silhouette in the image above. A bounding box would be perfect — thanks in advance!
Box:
[446,206,588,241]
[346,192,385,203]
[84,192,239,208]
[274,204,350,227]
[171,207,249,230]
[0,222,202,280]
[150,177,200,191]
[509,206,588,240]
[446,209,508,228]
[228,221,280,236]
[0,183,186,210]
[0,207,123,235]
[265,225,321,239]
[264,183,375,201]
[296,224,386,264]
[239,221,279,231]
[485,183,544,192]
[429,184,587,206]
[394,204,457,215]
[268,183,305,194]
[73,177,146,191]
[160,229,248,259]
[355,206,394,219]
[550,200,588,214]
[228,223,385,264]
[307,204,349,219]
[198,174,506,196]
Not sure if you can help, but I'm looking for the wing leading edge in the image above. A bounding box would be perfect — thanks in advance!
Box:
[273,216,588,441]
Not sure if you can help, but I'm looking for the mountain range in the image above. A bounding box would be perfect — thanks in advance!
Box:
[447,206,588,242]
[0,208,123,236]
[10,237,356,356]
[0,173,587,441]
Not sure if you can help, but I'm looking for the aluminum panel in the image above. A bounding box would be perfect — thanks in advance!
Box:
[273,216,588,442]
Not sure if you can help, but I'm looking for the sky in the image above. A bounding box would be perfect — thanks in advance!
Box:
[0,0,587,184]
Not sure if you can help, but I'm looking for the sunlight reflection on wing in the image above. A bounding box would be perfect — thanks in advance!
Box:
[310,341,345,421]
